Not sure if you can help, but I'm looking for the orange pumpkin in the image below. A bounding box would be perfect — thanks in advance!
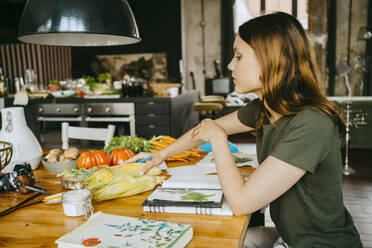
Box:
[77,150,111,169]
[110,148,134,165]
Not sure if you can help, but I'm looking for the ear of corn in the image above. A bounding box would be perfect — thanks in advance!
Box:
[113,163,162,176]
[83,164,164,201]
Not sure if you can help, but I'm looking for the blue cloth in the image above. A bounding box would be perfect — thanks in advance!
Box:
[199,142,239,153]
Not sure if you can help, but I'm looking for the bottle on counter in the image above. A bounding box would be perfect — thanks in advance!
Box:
[135,79,144,97]
[128,78,135,97]
[121,76,144,97]
[5,76,14,95]
[14,77,21,92]
[122,79,130,98]
[0,65,7,96]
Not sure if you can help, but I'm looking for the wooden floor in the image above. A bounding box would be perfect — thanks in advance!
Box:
[342,149,372,248]
[231,134,372,247]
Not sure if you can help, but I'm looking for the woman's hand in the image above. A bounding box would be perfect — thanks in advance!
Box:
[191,118,226,143]
[124,151,166,174]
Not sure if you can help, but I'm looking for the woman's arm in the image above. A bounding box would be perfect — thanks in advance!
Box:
[124,127,205,170]
[154,111,253,158]
[159,111,254,158]
[211,132,306,215]
[126,111,254,171]
[192,119,306,216]
[215,111,255,135]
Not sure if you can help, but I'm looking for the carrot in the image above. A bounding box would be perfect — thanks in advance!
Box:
[171,154,189,160]
[188,151,201,157]
[165,158,176,161]
[175,151,189,156]
[159,139,174,145]
[190,148,203,152]
[161,136,176,142]
[152,141,169,148]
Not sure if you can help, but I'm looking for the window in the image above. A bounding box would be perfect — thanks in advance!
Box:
[233,0,308,33]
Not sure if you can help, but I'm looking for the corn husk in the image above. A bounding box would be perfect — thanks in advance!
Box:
[83,165,164,201]
[113,163,162,176]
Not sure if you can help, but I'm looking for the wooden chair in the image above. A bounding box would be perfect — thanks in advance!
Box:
[61,122,115,149]
[192,95,226,120]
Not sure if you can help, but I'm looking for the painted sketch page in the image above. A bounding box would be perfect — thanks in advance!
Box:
[55,212,193,248]
[147,188,223,205]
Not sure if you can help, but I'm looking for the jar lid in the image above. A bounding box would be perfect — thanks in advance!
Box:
[62,189,92,203]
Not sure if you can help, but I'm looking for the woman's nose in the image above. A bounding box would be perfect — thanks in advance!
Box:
[227,60,234,72]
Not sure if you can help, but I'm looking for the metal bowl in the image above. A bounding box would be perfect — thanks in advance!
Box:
[0,141,13,171]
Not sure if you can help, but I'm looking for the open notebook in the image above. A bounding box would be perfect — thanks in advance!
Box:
[143,174,233,216]
[55,212,193,248]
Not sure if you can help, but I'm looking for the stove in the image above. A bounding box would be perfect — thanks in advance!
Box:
[36,102,135,147]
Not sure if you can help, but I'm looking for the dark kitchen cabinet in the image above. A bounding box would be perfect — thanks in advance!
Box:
[133,91,199,138]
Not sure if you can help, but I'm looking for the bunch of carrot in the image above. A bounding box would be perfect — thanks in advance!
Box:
[151,136,204,162]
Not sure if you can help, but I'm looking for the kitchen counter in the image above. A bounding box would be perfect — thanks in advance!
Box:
[1,91,199,143]
[2,90,198,104]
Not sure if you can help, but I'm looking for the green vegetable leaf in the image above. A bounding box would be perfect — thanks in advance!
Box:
[104,136,155,155]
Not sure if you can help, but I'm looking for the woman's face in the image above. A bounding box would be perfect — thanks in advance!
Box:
[228,35,262,96]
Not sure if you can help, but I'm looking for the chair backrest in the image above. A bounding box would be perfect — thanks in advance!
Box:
[61,122,115,149]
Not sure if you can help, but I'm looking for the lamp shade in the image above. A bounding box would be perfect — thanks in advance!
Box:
[18,0,141,46]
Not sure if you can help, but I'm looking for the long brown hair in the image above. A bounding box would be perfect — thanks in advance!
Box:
[239,12,345,136]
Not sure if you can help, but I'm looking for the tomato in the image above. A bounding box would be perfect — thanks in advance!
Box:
[77,150,111,169]
[110,148,134,165]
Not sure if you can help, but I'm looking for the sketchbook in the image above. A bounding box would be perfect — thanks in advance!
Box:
[55,211,193,248]
[142,187,233,216]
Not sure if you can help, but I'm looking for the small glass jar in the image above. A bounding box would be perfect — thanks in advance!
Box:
[62,189,94,219]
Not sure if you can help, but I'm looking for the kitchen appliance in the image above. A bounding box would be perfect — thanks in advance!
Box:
[37,103,135,148]
[85,103,135,136]
[0,107,42,173]
[37,103,83,146]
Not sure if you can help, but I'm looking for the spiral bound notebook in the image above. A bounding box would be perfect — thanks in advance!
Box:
[55,211,193,248]
[142,188,233,216]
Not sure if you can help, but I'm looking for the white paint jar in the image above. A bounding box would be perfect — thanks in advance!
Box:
[62,189,94,218]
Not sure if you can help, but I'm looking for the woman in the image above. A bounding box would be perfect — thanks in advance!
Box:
[126,12,362,248]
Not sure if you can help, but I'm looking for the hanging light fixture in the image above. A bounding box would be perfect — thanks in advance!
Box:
[17,0,141,46]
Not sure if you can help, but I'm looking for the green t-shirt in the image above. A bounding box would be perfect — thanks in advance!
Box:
[237,98,362,248]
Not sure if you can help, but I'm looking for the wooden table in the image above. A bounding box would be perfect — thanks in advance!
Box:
[0,154,253,247]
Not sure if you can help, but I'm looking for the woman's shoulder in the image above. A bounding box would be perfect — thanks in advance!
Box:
[237,98,261,127]
[289,107,335,131]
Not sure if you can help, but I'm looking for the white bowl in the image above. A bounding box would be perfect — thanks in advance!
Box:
[41,157,78,174]
[51,90,76,98]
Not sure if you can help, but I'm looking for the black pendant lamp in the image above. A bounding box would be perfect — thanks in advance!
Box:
[18,0,141,46]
